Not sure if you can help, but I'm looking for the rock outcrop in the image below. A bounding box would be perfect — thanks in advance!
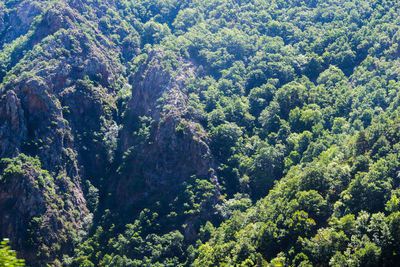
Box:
[0,1,221,264]
[116,50,219,209]
[0,154,88,265]
[0,1,125,264]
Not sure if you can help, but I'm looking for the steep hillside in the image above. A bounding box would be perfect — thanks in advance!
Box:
[1,0,400,266]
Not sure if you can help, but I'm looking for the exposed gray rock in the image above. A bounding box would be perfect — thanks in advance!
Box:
[116,50,219,210]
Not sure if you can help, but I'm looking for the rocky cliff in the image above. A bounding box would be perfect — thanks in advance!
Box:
[0,0,126,265]
[0,154,88,265]
[115,50,218,209]
[0,1,220,265]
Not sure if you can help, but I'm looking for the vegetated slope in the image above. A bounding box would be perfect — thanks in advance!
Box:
[1,0,400,266]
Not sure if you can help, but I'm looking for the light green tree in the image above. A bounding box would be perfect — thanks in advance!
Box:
[0,239,25,266]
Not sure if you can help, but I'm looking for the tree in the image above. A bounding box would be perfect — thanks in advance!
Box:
[248,143,285,198]
[210,122,243,160]
[0,239,25,266]
[355,131,368,155]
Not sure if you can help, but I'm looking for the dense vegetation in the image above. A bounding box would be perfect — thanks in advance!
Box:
[0,239,25,266]
[2,0,400,266]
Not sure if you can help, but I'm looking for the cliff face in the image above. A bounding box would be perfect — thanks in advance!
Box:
[0,154,88,265]
[0,90,26,157]
[0,0,124,178]
[0,1,126,265]
[0,1,43,45]
[116,50,219,209]
[0,1,220,265]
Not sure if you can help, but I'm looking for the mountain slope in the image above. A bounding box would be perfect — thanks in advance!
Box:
[1,0,400,266]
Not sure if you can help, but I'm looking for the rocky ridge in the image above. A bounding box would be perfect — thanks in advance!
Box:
[116,50,219,209]
[0,0,220,265]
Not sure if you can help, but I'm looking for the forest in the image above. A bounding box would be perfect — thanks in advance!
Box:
[1,0,400,266]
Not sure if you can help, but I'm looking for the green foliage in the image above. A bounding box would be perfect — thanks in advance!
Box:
[5,0,400,266]
[0,239,25,266]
